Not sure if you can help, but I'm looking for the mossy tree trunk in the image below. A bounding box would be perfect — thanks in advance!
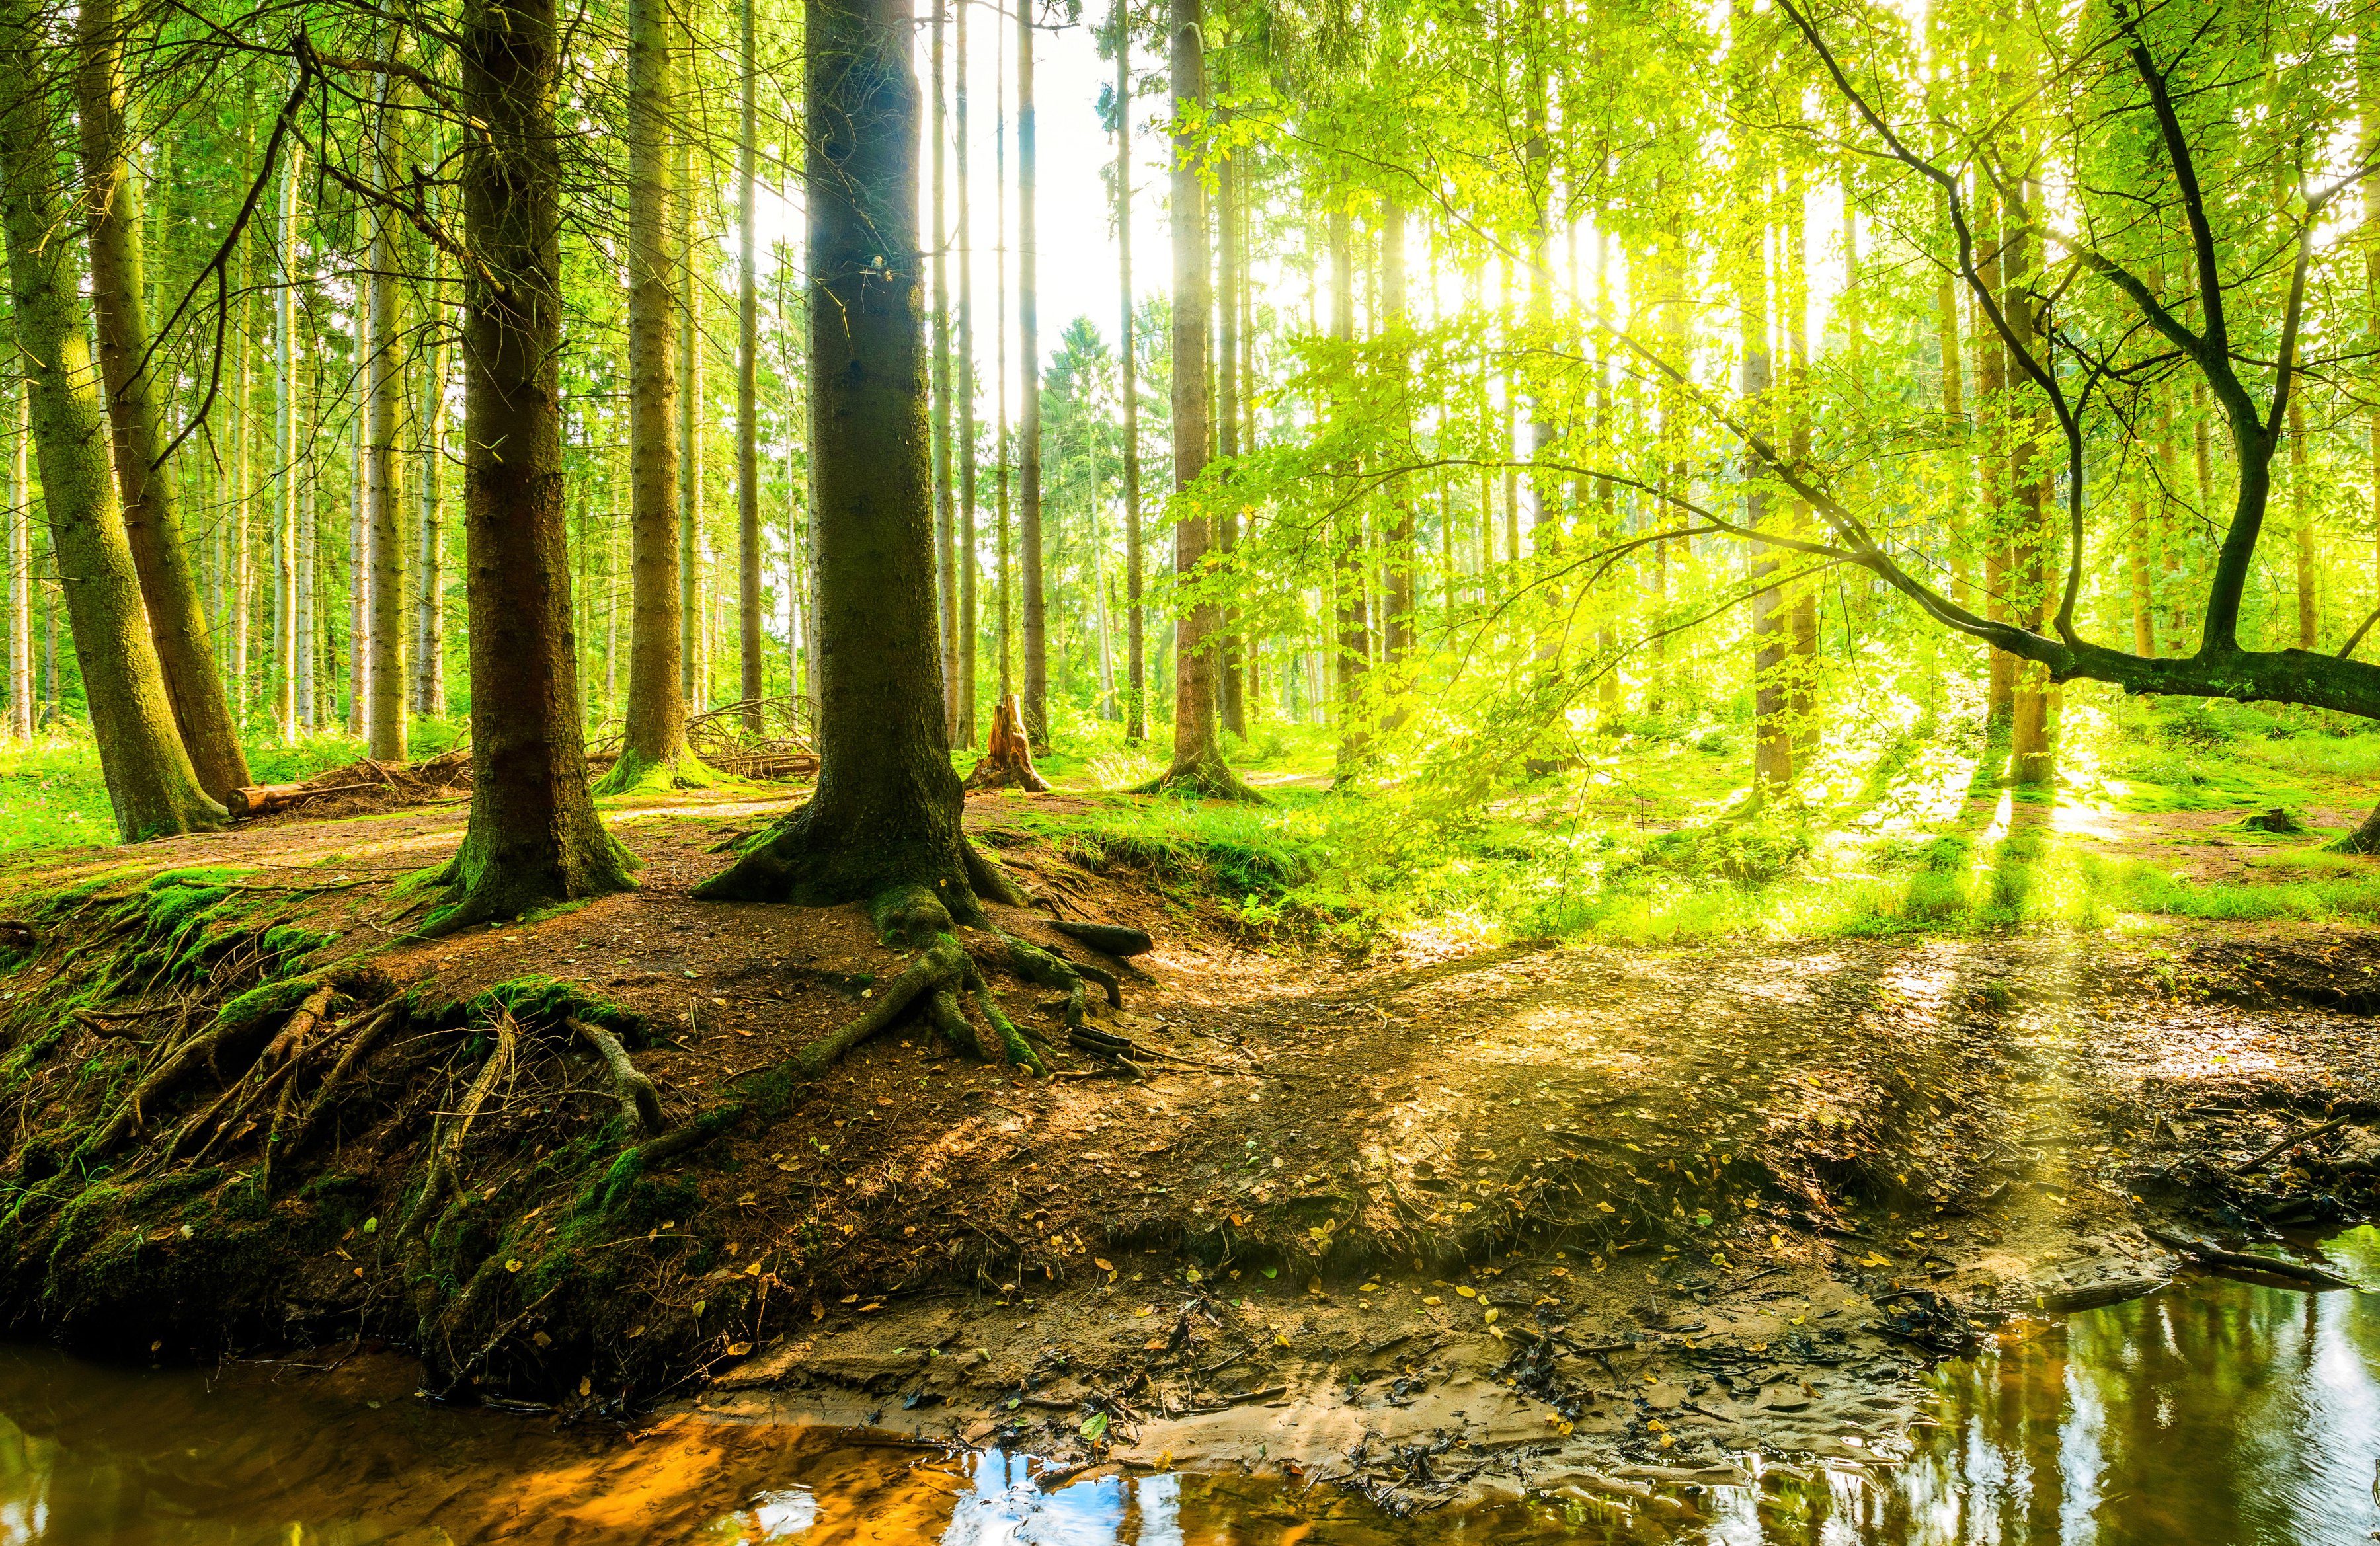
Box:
[599,0,711,794]
[697,0,1013,911]
[73,0,249,801]
[432,0,633,929]
[0,3,221,839]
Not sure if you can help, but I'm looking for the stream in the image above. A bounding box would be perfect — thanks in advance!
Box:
[1,1229,2373,1544]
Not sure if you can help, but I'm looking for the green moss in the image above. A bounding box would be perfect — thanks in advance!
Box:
[458,976,646,1041]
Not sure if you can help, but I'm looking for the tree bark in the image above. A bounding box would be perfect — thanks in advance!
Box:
[1017,0,1047,750]
[678,120,703,708]
[1378,197,1413,685]
[1137,0,1257,802]
[73,0,249,799]
[2002,173,2053,785]
[737,0,764,728]
[1329,204,1369,776]
[415,264,447,716]
[0,5,223,837]
[602,0,710,793]
[698,0,1004,907]
[1217,151,1246,738]
[932,0,957,742]
[364,54,408,763]
[274,129,302,740]
[955,0,978,750]
[432,0,633,928]
[1735,2,1788,792]
[8,380,27,740]
[1115,0,1145,744]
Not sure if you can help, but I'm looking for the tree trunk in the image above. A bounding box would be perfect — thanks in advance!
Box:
[2291,395,2314,650]
[73,0,249,799]
[364,58,408,763]
[229,216,253,714]
[1017,0,1047,750]
[2003,174,2053,785]
[932,0,957,742]
[678,122,703,708]
[1378,198,1413,686]
[737,0,764,728]
[1972,173,2013,730]
[1218,151,1249,739]
[1137,0,1256,802]
[415,268,447,716]
[1735,5,1787,792]
[1115,0,1144,744]
[274,129,302,740]
[994,50,1010,701]
[603,0,710,793]
[954,0,978,750]
[432,0,633,929]
[0,4,222,837]
[1329,204,1369,777]
[697,0,1008,908]
[8,381,28,740]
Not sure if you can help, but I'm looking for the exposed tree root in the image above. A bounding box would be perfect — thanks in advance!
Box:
[590,745,719,796]
[1129,748,1267,804]
[399,1015,520,1242]
[262,984,335,1066]
[569,1014,662,1137]
[284,999,405,1157]
[1051,920,1153,957]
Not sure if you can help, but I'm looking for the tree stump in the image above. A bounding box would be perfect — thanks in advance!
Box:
[965,693,1049,792]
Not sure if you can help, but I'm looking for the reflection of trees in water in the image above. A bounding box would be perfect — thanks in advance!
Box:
[1772,1240,2380,1546]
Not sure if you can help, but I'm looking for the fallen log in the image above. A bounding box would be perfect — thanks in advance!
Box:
[225,780,377,819]
[2142,1226,2356,1290]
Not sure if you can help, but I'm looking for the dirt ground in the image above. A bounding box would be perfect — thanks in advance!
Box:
[4,782,2378,1516]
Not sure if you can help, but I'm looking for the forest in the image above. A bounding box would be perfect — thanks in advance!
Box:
[0,0,2373,1536]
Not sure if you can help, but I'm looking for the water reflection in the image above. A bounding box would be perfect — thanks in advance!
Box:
[0,1231,2371,1543]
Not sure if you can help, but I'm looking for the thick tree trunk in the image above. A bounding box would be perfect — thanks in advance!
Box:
[1115,0,1145,744]
[1138,0,1257,802]
[1017,0,1047,750]
[364,59,408,763]
[602,0,710,794]
[73,0,249,799]
[0,10,222,837]
[737,0,764,728]
[432,0,632,929]
[698,0,1004,907]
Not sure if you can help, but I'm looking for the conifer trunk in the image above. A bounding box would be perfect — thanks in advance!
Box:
[737,0,764,726]
[73,0,249,799]
[955,0,978,749]
[1017,0,1047,748]
[932,0,957,741]
[2003,174,2053,784]
[415,280,446,716]
[1138,0,1255,801]
[364,59,408,762]
[1217,153,1247,737]
[0,4,222,837]
[1733,1,1787,792]
[434,0,632,928]
[605,0,708,792]
[274,133,303,740]
[698,0,1002,906]
[1115,0,1145,744]
[8,382,27,740]
[1328,205,1368,773]
[678,124,703,707]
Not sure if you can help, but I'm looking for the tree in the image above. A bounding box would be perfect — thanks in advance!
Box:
[736,0,764,728]
[698,0,1029,912]
[598,0,712,793]
[73,0,249,800]
[362,52,408,763]
[1111,0,1146,743]
[430,0,634,929]
[1017,0,1048,750]
[0,0,221,838]
[1134,0,1259,802]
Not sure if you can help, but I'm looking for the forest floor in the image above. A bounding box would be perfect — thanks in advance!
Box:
[4,761,2379,1520]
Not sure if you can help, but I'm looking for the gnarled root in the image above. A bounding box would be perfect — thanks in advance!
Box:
[283,999,405,1158]
[568,1015,662,1137]
[398,1015,520,1243]
[262,984,335,1065]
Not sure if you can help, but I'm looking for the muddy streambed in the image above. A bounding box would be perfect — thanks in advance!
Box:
[0,1231,2368,1544]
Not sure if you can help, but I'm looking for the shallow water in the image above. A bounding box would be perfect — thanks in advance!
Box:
[1,1230,2373,1544]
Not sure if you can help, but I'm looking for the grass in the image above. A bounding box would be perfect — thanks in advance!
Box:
[5,691,2376,947]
